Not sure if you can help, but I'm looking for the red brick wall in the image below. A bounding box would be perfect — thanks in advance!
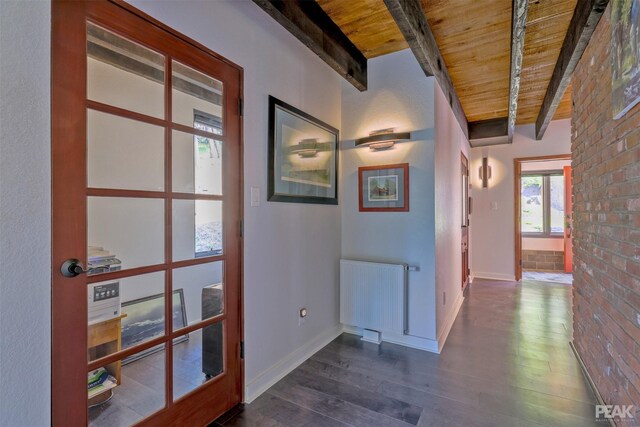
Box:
[572,4,640,418]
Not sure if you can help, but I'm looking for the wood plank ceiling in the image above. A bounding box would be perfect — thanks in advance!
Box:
[317,0,574,125]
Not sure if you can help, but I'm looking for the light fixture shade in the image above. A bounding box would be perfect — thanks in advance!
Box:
[479,157,492,188]
[355,128,411,150]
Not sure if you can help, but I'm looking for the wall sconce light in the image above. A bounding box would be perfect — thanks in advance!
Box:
[289,138,324,158]
[479,157,492,188]
[355,128,411,150]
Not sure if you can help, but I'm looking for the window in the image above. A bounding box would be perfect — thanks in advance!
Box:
[194,110,223,258]
[521,171,565,237]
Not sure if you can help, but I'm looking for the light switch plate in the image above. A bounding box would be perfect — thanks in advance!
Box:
[250,187,260,207]
[491,201,498,211]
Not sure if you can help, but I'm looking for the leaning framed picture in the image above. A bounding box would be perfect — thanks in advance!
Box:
[268,96,339,204]
[121,289,188,365]
[359,163,409,212]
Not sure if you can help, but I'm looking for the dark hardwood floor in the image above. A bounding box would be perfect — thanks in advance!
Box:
[213,278,601,427]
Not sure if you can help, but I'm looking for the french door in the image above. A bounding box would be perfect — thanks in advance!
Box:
[52,1,243,425]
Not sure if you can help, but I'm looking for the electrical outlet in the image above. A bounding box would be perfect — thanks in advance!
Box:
[298,307,307,325]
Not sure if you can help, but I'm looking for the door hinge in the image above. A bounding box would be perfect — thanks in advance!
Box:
[238,98,243,116]
[240,219,244,238]
[240,341,244,359]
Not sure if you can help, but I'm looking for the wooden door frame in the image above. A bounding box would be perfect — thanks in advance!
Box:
[51,1,244,425]
[461,152,470,289]
[513,154,571,281]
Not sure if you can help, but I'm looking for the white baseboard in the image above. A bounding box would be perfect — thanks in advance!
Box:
[471,272,516,282]
[436,290,464,353]
[243,324,343,403]
[342,324,440,353]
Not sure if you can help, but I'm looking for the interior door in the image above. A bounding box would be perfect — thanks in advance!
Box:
[52,1,243,425]
[461,153,470,289]
[563,165,573,273]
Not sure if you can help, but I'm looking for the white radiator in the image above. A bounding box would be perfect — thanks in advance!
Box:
[340,259,407,335]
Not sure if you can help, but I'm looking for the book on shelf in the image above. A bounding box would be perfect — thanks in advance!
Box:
[88,367,117,398]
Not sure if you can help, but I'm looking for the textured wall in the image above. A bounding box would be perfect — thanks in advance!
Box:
[0,1,52,425]
[341,50,438,341]
[434,81,470,343]
[571,5,640,418]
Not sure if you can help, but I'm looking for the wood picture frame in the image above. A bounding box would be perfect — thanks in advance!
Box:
[358,163,409,212]
[268,96,339,205]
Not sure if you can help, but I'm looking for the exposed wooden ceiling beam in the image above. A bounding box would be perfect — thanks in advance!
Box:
[469,117,509,141]
[535,0,609,139]
[383,0,468,138]
[508,0,529,141]
[251,0,367,91]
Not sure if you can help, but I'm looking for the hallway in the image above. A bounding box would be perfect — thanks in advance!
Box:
[216,279,599,426]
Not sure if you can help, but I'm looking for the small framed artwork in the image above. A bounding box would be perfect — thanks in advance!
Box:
[359,163,409,212]
[268,96,339,205]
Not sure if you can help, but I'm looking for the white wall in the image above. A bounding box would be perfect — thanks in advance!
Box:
[130,0,343,401]
[470,119,571,281]
[434,83,469,347]
[341,50,438,345]
[0,1,51,426]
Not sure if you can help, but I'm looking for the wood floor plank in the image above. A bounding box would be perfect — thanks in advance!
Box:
[217,279,602,427]
[270,376,414,427]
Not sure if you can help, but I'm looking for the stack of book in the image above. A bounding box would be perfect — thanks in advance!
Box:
[88,367,117,399]
[88,246,122,276]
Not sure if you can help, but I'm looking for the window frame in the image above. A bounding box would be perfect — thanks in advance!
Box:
[521,170,564,238]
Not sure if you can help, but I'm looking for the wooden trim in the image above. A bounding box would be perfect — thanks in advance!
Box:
[358,163,410,212]
[108,0,244,72]
[52,1,244,424]
[535,0,609,140]
[508,0,529,141]
[87,100,228,140]
[87,99,167,127]
[52,2,89,425]
[87,314,226,371]
[383,0,468,139]
[514,159,522,281]
[513,154,571,281]
[251,0,367,91]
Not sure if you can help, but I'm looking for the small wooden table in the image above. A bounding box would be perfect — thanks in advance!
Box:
[88,314,126,405]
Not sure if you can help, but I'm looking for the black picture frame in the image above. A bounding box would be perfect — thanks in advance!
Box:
[121,289,188,365]
[268,95,339,205]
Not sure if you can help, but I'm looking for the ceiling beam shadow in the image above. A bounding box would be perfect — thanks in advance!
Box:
[251,0,367,91]
[535,0,609,140]
[383,0,468,139]
[469,117,511,147]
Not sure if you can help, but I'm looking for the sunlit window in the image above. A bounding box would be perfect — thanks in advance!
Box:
[521,172,564,237]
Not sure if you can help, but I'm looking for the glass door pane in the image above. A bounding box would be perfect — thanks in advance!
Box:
[87,22,165,118]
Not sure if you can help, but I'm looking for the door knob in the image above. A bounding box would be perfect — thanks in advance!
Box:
[61,259,87,277]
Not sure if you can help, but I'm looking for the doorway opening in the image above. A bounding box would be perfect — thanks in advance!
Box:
[514,155,572,284]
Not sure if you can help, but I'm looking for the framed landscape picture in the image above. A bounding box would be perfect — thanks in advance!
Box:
[121,289,188,364]
[268,96,339,205]
[358,163,409,212]
[612,0,640,119]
